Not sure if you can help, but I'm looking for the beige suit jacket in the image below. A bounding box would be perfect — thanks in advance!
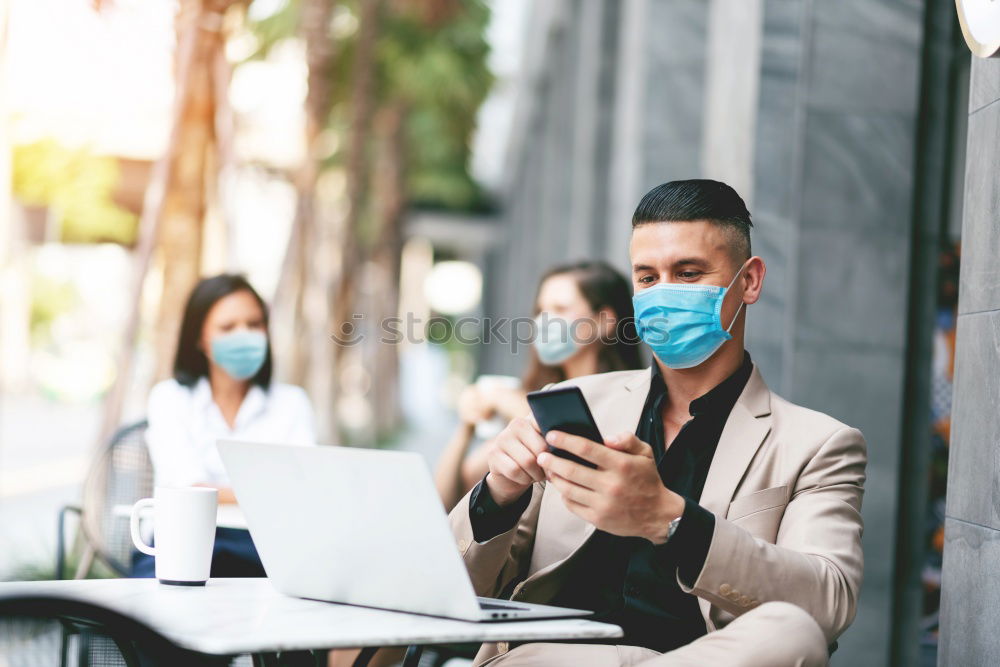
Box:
[449,365,866,661]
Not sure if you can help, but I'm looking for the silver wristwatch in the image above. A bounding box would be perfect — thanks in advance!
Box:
[666,515,681,542]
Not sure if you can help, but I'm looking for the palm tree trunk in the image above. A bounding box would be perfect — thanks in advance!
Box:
[274,0,338,390]
[95,0,233,448]
[152,0,235,382]
[329,0,382,438]
[369,102,406,438]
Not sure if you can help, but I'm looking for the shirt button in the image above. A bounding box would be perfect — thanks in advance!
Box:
[497,641,509,654]
[457,539,468,552]
[625,585,639,598]
[475,506,485,516]
[719,583,732,596]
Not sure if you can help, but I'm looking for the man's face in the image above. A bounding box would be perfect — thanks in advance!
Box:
[630,220,753,330]
[630,220,742,290]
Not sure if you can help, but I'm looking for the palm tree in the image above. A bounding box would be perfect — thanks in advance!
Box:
[98,0,240,446]
[274,0,339,389]
[257,0,491,443]
[327,0,383,439]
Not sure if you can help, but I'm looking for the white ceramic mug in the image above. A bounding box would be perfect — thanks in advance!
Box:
[130,486,218,586]
[474,374,522,440]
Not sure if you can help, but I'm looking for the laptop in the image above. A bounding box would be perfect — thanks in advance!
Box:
[217,440,592,622]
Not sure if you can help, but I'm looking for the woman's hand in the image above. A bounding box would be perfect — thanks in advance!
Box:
[194,483,238,505]
[457,386,494,425]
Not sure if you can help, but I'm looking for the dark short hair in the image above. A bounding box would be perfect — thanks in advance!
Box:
[173,274,273,388]
[631,179,752,260]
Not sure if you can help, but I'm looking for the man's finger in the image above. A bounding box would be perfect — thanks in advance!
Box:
[604,432,654,458]
[511,416,549,456]
[561,496,595,525]
[537,451,601,490]
[524,412,540,431]
[547,473,600,507]
[493,451,532,486]
[545,431,616,468]
[498,437,545,482]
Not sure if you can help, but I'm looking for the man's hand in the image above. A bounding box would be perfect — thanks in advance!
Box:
[484,416,549,506]
[537,431,685,544]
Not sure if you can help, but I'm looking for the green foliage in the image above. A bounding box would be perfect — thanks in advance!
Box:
[29,275,77,343]
[12,140,138,245]
[380,0,493,209]
[245,0,301,60]
[245,0,493,210]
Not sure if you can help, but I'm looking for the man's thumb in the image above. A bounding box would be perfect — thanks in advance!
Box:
[605,432,652,457]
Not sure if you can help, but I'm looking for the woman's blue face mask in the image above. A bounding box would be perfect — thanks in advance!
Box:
[210,330,268,381]
[533,314,582,365]
[631,262,748,370]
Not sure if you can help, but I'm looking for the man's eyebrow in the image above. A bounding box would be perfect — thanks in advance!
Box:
[632,258,712,272]
[673,257,710,267]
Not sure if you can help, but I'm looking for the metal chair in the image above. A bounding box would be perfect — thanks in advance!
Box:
[0,593,231,667]
[57,419,152,579]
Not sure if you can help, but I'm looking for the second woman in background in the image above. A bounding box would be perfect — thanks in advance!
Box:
[133,274,317,578]
[434,260,642,509]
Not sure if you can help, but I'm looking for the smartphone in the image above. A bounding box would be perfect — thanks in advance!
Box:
[526,386,604,469]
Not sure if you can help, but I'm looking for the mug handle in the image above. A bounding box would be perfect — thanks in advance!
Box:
[130,498,156,556]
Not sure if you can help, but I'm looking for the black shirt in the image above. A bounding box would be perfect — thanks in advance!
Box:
[469,352,754,653]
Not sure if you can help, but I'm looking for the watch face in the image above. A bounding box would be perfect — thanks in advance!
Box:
[667,516,681,539]
[956,0,1000,58]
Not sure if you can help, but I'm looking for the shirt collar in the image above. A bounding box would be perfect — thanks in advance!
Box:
[235,384,268,428]
[192,376,214,410]
[648,351,753,418]
[192,375,269,430]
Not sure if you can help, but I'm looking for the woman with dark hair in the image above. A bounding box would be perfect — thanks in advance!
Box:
[132,274,316,578]
[434,260,642,509]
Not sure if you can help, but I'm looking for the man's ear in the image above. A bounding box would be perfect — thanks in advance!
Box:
[742,256,766,305]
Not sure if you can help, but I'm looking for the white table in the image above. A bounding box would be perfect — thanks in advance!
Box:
[0,578,621,660]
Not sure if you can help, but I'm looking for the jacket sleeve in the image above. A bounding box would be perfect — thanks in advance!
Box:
[449,480,545,598]
[679,426,867,642]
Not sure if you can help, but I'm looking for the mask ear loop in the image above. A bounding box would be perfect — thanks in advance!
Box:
[723,260,750,333]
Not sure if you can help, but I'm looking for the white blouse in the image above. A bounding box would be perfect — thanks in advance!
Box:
[145,377,317,488]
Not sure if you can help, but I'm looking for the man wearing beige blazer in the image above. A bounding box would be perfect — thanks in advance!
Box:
[449,180,866,666]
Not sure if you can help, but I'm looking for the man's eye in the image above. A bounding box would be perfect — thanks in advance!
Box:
[679,271,701,279]
[638,275,655,284]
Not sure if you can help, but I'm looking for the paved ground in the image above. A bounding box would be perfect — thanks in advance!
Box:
[0,394,100,580]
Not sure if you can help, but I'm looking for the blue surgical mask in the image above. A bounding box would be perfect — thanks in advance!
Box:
[210,330,268,380]
[631,263,747,369]
[533,315,581,365]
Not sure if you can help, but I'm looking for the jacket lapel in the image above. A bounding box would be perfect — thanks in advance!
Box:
[698,366,773,516]
[694,366,772,627]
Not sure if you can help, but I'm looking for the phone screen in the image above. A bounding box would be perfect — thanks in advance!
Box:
[527,386,603,469]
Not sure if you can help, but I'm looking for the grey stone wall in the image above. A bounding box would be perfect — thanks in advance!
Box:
[481,1,935,664]
[939,55,1000,667]
[746,3,925,664]
[482,0,710,375]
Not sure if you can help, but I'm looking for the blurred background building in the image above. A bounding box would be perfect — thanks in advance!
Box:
[475,2,971,666]
[1,1,998,666]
